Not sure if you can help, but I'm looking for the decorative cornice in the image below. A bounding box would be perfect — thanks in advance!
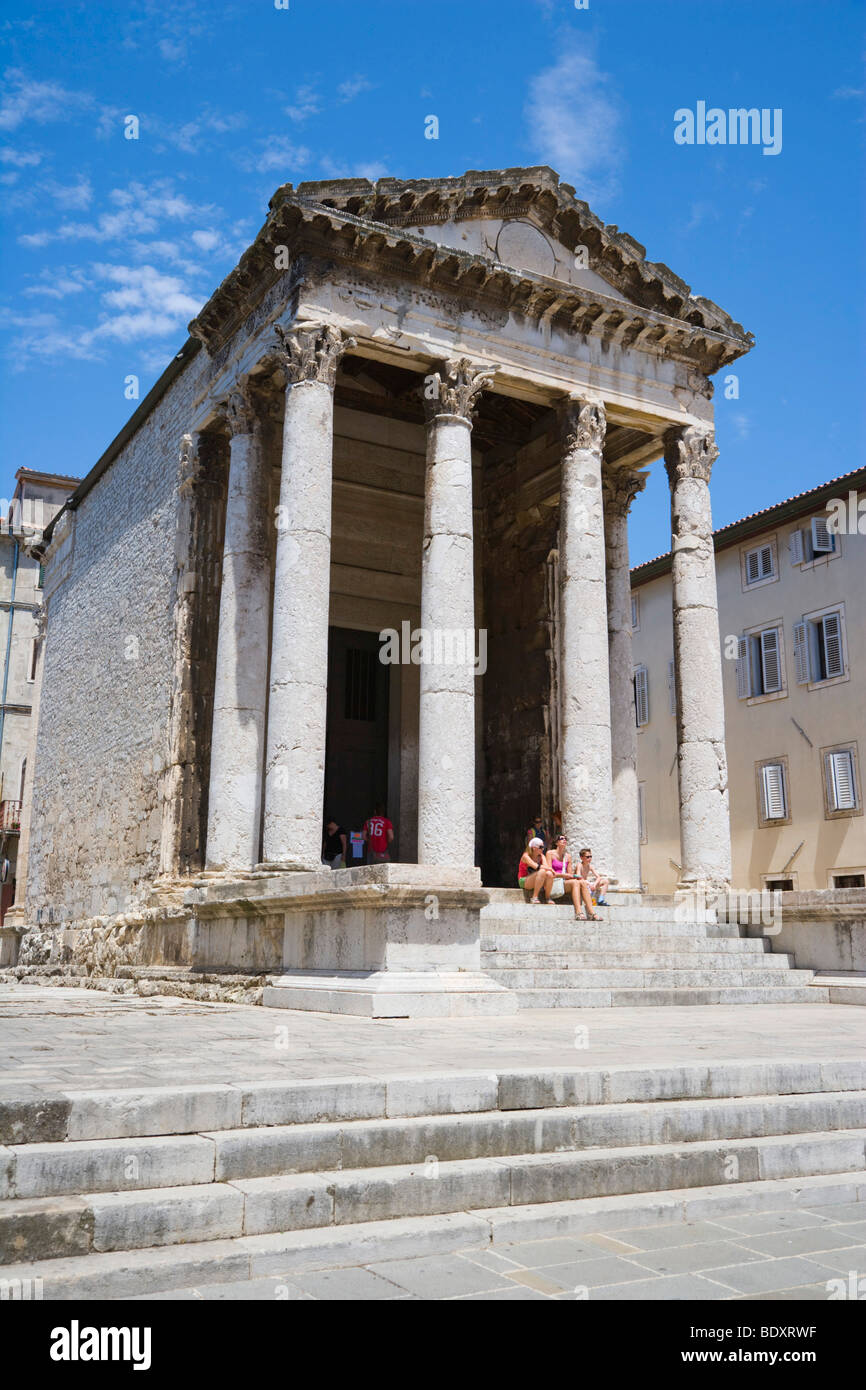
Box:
[603,465,648,516]
[423,357,497,424]
[663,424,719,487]
[187,170,754,373]
[271,321,356,389]
[562,397,606,455]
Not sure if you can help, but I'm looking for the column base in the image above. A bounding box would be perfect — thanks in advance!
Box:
[255,859,321,875]
[263,969,517,1019]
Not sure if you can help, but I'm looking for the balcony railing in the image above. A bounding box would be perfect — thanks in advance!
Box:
[0,800,21,832]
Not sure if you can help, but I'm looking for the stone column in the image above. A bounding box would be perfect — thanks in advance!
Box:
[664,424,731,890]
[603,464,647,892]
[417,358,495,866]
[559,397,615,874]
[205,383,271,872]
[262,322,354,870]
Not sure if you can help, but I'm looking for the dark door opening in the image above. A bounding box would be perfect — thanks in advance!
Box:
[324,627,390,864]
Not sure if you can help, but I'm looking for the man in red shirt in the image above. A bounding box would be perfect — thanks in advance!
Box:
[363,804,394,863]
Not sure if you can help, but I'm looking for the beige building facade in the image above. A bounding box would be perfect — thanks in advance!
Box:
[631,468,866,895]
[0,469,79,923]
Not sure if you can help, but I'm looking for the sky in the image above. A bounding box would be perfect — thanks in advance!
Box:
[0,0,863,564]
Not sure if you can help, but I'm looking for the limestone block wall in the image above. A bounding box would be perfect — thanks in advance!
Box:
[25,352,209,927]
[481,425,560,886]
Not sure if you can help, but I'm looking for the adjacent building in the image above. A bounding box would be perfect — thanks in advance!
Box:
[0,469,79,921]
[632,467,866,894]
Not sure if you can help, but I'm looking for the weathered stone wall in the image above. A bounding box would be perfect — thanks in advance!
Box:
[26,352,211,928]
[481,422,560,886]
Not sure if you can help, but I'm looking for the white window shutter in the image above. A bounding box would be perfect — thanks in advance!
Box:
[736,636,751,698]
[822,612,844,678]
[668,658,676,715]
[631,594,639,629]
[811,515,834,553]
[634,667,649,727]
[759,544,774,578]
[761,763,787,820]
[792,621,810,684]
[789,529,804,565]
[760,628,783,694]
[745,549,761,584]
[827,751,856,812]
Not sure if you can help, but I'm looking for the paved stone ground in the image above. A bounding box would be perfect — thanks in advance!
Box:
[133,1203,866,1301]
[3,985,865,1090]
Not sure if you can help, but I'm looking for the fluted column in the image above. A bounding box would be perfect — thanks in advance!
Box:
[262,321,355,870]
[664,424,731,890]
[417,358,494,866]
[559,397,615,873]
[603,464,647,891]
[205,384,271,871]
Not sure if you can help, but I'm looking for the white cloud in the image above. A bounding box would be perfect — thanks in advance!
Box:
[89,263,202,342]
[285,84,320,123]
[159,38,187,64]
[0,69,93,130]
[45,176,93,210]
[18,179,212,247]
[0,146,42,166]
[525,42,624,204]
[241,136,311,175]
[337,76,373,103]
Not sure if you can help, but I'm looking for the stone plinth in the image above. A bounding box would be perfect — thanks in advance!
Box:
[188,863,516,1019]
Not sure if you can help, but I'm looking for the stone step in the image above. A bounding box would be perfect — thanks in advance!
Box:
[482,950,787,970]
[481,932,767,953]
[481,904,709,925]
[514,985,829,1008]
[484,968,813,989]
[5,1059,864,1149]
[3,1125,864,1264]
[4,1088,862,1206]
[480,915,742,938]
[2,1170,861,1301]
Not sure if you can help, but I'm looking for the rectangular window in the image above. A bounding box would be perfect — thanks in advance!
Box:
[737,626,784,698]
[822,745,861,819]
[760,761,788,822]
[744,542,775,586]
[804,610,846,683]
[765,878,794,892]
[37,563,45,590]
[810,515,835,554]
[26,638,37,683]
[631,593,639,630]
[344,647,377,721]
[668,657,676,715]
[833,873,866,889]
[634,666,649,727]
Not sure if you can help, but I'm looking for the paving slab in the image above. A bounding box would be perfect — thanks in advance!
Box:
[2,986,865,1092]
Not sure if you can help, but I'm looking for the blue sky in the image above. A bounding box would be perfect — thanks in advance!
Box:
[0,0,863,563]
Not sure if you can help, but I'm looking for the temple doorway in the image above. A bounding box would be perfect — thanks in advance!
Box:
[324,627,390,864]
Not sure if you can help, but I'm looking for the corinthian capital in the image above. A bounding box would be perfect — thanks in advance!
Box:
[663,424,718,486]
[602,465,647,516]
[424,357,498,424]
[562,396,607,456]
[213,379,260,439]
[272,320,356,389]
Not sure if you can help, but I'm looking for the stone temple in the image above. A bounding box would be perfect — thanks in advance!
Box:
[8,166,763,1015]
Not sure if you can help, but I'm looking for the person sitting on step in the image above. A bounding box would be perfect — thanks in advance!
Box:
[546,834,600,922]
[518,838,554,904]
[577,847,610,907]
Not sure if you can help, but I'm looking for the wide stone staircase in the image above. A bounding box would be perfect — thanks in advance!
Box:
[480,890,826,1007]
[2,1059,865,1298]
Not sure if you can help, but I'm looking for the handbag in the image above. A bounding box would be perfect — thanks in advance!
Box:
[550,877,565,898]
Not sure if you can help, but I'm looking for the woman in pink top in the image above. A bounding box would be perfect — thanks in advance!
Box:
[546,835,600,921]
